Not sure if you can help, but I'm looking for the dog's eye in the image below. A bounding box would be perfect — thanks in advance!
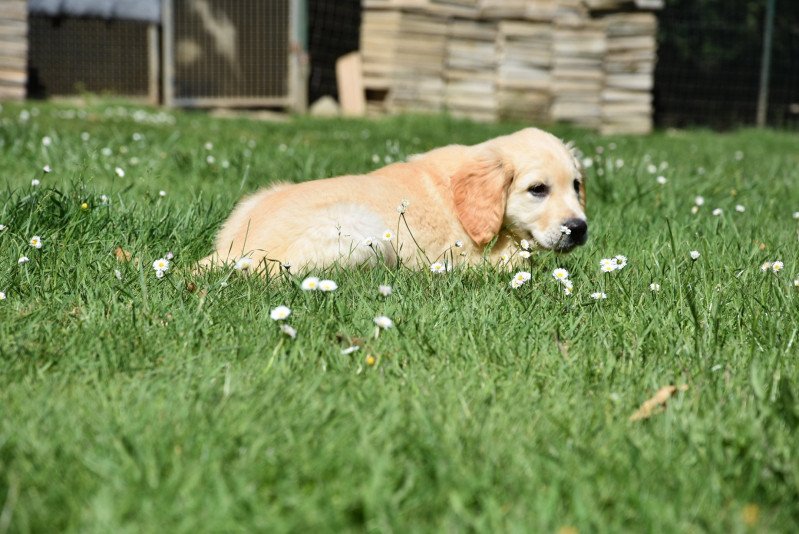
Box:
[573,179,581,195]
[528,184,549,197]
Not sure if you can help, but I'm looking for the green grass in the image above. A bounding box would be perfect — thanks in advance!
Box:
[1,99,798,533]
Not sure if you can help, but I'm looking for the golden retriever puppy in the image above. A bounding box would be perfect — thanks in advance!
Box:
[199,127,587,274]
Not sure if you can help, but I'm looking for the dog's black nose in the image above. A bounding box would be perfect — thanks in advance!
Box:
[563,218,588,246]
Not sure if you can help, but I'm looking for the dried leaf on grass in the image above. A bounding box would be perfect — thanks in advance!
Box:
[629,384,688,422]
[114,246,132,262]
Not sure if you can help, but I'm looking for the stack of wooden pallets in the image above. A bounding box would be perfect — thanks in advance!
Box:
[497,20,553,121]
[359,0,662,133]
[445,18,498,121]
[600,12,658,134]
[551,1,606,129]
[0,0,28,100]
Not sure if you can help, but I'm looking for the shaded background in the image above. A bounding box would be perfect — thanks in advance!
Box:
[655,0,799,129]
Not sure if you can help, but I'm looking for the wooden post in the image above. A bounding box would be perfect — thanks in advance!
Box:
[336,52,366,116]
[147,24,160,105]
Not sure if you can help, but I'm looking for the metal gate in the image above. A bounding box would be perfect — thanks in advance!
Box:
[162,0,307,110]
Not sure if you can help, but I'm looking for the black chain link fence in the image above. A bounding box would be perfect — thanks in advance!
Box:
[654,0,799,130]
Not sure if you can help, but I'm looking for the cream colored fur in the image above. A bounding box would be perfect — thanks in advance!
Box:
[199,128,586,274]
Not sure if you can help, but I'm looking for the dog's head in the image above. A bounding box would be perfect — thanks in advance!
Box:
[451,128,587,252]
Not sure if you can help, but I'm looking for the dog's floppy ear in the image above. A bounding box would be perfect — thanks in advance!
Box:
[451,148,514,246]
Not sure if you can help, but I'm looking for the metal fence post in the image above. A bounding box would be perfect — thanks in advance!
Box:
[756,0,776,127]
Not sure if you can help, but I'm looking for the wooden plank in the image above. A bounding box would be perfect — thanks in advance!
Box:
[336,52,366,117]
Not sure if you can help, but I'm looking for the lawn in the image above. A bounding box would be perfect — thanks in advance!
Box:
[0,99,798,533]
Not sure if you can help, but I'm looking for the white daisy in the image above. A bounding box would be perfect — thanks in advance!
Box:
[691,206,699,215]
[81,132,90,141]
[152,257,170,272]
[114,167,125,178]
[712,208,723,216]
[101,147,112,156]
[0,291,5,300]
[42,136,52,147]
[793,211,799,220]
[510,278,525,289]
[561,279,574,290]
[381,229,394,241]
[42,165,51,173]
[514,271,532,283]
[234,257,254,271]
[518,250,531,259]
[581,157,593,168]
[319,279,338,292]
[690,250,701,260]
[159,190,167,197]
[155,269,165,279]
[270,305,291,321]
[114,269,122,281]
[374,315,394,329]
[0,224,6,231]
[649,283,661,292]
[600,258,617,272]
[694,196,705,206]
[341,346,360,355]
[613,255,627,269]
[760,262,772,272]
[301,276,320,291]
[378,284,392,297]
[29,235,43,249]
[206,155,215,164]
[771,261,784,273]
[99,194,110,206]
[590,292,607,300]
[166,251,174,260]
[18,256,29,265]
[519,239,530,251]
[563,286,573,296]
[31,179,41,187]
[647,164,657,174]
[430,261,447,274]
[552,268,569,281]
[656,176,668,185]
[735,204,745,213]
[204,141,213,150]
[280,324,297,339]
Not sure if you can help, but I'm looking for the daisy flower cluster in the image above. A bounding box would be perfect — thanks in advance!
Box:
[517,239,532,259]
[760,261,784,274]
[510,271,531,289]
[552,268,573,295]
[152,255,171,279]
[269,305,297,339]
[300,276,338,292]
[600,255,627,273]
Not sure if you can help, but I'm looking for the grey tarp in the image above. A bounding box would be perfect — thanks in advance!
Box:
[28,0,161,23]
